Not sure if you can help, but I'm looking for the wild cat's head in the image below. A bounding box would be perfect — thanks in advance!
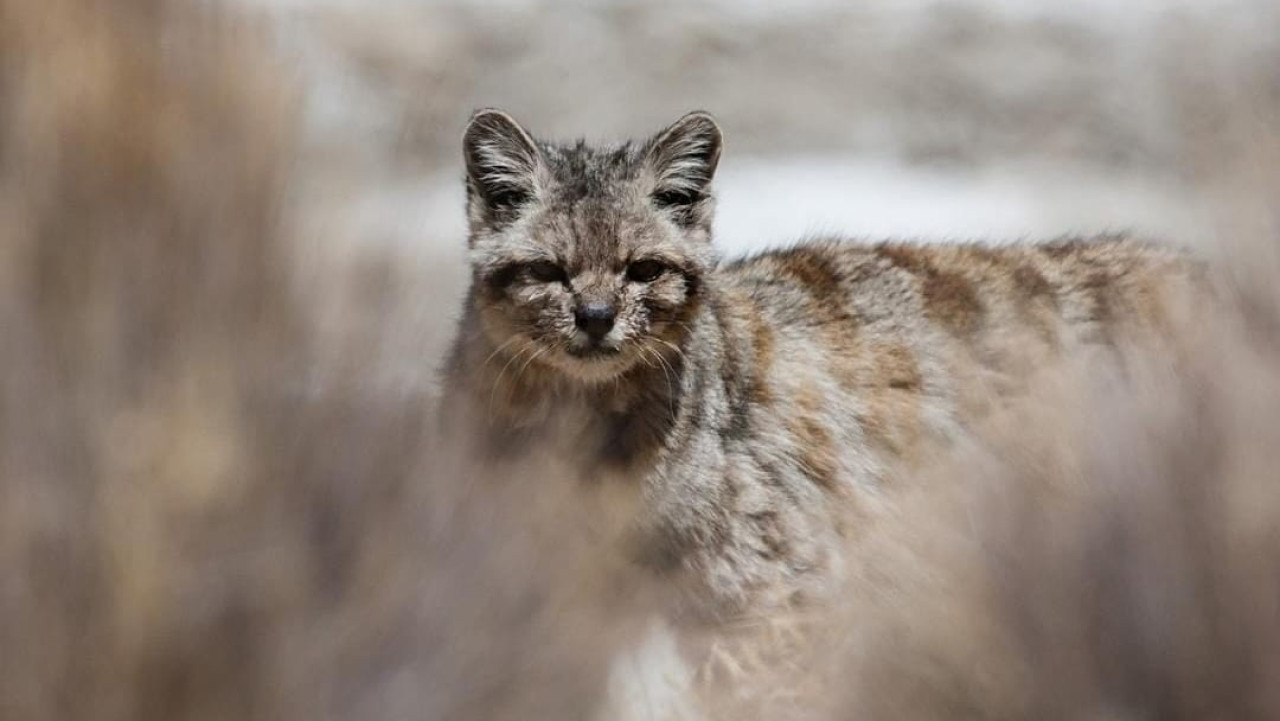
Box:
[462,109,722,385]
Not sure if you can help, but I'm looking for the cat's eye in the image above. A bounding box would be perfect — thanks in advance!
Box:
[652,188,697,208]
[526,260,567,284]
[626,259,667,283]
[488,188,530,209]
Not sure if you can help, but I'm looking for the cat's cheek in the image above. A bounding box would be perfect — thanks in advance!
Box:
[510,284,566,316]
[645,279,690,315]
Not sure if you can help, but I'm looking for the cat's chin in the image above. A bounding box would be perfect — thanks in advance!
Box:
[546,350,638,385]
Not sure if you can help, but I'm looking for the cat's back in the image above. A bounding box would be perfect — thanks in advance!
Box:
[721,234,1193,341]
[711,235,1199,467]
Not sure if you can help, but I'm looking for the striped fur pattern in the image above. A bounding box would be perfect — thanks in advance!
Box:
[443,110,1200,623]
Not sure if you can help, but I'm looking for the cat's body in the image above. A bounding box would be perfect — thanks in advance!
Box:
[443,110,1199,623]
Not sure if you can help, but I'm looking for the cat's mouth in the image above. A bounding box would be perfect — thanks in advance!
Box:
[565,344,622,360]
[549,340,638,384]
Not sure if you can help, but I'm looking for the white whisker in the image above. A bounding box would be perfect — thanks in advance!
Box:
[489,343,532,421]
[642,343,680,426]
[481,335,524,373]
[505,345,549,411]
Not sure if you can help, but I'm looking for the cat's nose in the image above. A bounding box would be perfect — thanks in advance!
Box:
[574,301,616,340]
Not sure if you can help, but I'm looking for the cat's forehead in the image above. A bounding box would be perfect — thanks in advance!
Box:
[539,140,645,200]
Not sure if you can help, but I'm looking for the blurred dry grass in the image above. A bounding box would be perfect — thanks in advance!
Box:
[0,1,648,719]
[3,0,1280,719]
[842,345,1280,719]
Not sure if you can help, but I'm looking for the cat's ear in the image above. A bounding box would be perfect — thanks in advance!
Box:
[645,111,722,209]
[463,109,542,220]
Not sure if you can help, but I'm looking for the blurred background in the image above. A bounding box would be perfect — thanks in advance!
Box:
[241,0,1280,391]
[4,0,1280,718]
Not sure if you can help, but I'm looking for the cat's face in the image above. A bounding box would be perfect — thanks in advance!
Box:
[462,110,722,385]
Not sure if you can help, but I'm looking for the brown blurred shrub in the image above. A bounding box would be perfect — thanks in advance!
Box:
[0,1,646,719]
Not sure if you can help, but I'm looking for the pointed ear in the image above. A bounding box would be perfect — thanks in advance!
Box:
[463,109,542,219]
[645,111,722,207]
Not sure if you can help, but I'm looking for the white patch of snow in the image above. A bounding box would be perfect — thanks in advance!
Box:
[713,156,1210,256]
[336,158,1209,262]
